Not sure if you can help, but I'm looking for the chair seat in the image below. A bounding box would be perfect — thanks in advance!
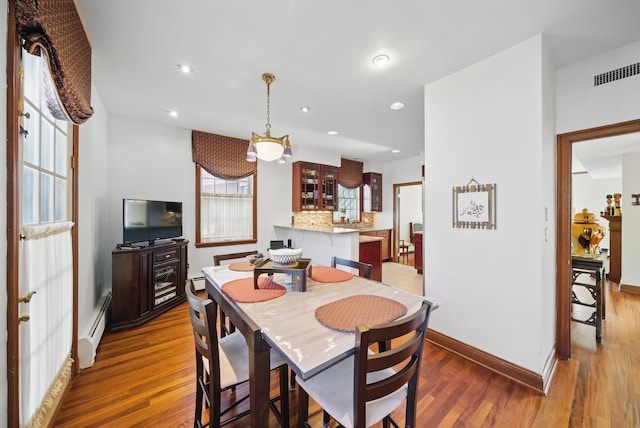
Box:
[296,354,407,428]
[206,331,287,390]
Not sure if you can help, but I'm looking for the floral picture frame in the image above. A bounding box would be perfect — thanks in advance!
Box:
[452,181,496,229]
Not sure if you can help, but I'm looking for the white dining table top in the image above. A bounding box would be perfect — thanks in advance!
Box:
[202,265,438,380]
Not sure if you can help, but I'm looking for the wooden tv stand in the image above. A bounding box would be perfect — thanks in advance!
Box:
[111,240,188,331]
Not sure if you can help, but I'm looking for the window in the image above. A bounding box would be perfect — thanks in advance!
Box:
[333,184,361,223]
[21,49,72,225]
[196,167,256,245]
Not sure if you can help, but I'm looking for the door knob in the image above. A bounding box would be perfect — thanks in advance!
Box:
[18,315,30,324]
[18,291,36,303]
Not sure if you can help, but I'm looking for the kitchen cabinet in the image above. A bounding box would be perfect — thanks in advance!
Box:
[359,236,383,281]
[292,161,338,212]
[359,229,391,261]
[362,172,382,212]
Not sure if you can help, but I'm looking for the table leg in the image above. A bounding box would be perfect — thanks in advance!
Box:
[595,270,602,343]
[248,332,272,428]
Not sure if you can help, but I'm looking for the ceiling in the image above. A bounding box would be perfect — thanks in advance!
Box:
[74,1,640,163]
[572,132,640,179]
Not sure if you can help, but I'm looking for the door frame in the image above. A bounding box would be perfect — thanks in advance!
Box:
[392,181,423,263]
[556,118,640,360]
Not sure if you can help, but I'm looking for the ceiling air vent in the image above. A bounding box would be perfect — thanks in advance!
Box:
[594,62,639,86]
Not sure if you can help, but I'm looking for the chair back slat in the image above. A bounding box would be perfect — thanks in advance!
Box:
[331,256,373,279]
[213,250,258,266]
[353,301,432,428]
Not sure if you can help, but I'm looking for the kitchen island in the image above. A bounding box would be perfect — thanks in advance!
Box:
[273,225,360,266]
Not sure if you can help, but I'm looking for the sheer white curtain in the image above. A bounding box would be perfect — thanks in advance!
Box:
[19,221,74,426]
[201,194,253,241]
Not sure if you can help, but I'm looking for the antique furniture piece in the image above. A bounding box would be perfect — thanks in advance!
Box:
[296,301,433,428]
[111,240,188,331]
[601,215,621,283]
[202,265,431,428]
[571,253,607,342]
[571,208,605,255]
[185,280,289,427]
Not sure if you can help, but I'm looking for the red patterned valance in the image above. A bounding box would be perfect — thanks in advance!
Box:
[338,158,363,189]
[192,131,257,180]
[16,0,93,124]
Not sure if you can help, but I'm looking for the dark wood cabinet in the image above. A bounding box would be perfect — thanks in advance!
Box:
[359,238,383,281]
[292,161,338,211]
[602,215,621,283]
[363,172,382,212]
[360,229,391,261]
[414,233,423,274]
[111,240,188,331]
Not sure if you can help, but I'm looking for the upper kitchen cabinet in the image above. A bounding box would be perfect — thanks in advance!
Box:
[293,161,338,211]
[362,172,382,212]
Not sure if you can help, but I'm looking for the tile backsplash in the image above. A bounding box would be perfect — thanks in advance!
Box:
[292,211,375,228]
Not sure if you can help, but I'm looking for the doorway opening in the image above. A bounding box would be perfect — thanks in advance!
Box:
[556,118,640,359]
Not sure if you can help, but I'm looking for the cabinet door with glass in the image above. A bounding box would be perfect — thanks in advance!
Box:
[293,162,319,211]
[321,165,338,211]
[293,162,338,211]
[363,172,382,212]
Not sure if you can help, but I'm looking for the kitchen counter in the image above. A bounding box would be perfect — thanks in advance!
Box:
[276,224,390,234]
[274,225,359,266]
[359,235,384,243]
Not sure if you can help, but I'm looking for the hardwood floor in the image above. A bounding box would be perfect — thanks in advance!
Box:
[53,277,640,427]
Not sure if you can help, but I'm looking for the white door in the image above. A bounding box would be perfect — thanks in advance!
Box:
[17,47,74,427]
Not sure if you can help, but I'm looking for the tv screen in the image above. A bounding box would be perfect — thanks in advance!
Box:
[123,199,183,244]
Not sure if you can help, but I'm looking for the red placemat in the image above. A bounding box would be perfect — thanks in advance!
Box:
[228,261,254,272]
[315,295,407,332]
[222,277,286,303]
[311,266,353,283]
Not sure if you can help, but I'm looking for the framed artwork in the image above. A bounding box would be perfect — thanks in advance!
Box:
[452,180,496,229]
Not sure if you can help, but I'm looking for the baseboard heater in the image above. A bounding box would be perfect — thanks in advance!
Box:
[78,291,112,369]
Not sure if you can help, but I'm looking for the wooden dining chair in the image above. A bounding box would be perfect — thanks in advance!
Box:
[331,256,373,279]
[185,279,290,428]
[213,250,259,337]
[296,300,433,428]
[398,239,409,263]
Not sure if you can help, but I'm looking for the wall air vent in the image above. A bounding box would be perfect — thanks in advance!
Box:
[594,62,639,86]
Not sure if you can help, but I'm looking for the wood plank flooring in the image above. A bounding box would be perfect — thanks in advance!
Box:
[53,276,640,427]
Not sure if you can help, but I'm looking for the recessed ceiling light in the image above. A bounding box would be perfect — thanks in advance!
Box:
[392,149,400,153]
[328,130,338,136]
[390,102,405,110]
[178,64,193,74]
[372,54,389,66]
[300,106,311,113]
[168,110,178,118]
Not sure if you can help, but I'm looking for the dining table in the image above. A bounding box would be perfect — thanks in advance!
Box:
[202,263,438,428]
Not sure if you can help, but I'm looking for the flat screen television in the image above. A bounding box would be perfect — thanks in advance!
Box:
[123,199,183,245]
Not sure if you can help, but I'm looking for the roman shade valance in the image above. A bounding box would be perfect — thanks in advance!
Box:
[337,158,363,189]
[16,0,94,124]
[192,131,256,180]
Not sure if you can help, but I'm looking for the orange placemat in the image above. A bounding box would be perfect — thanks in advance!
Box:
[228,261,254,272]
[222,277,286,303]
[311,266,353,283]
[315,295,407,332]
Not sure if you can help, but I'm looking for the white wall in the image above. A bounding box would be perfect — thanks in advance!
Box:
[105,116,294,282]
[621,152,640,286]
[557,39,640,134]
[398,185,423,244]
[1,2,8,421]
[77,84,110,332]
[557,39,640,287]
[423,35,556,373]
[379,154,424,229]
[571,174,621,250]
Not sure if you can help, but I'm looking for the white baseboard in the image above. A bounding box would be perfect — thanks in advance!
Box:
[78,291,112,369]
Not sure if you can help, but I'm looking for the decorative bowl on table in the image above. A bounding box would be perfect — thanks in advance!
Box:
[268,248,303,265]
